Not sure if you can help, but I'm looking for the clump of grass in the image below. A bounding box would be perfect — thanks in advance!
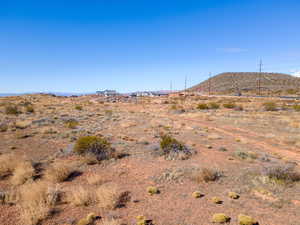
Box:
[77,213,96,225]
[25,105,34,113]
[65,119,79,129]
[223,102,236,109]
[19,182,60,225]
[11,161,35,186]
[0,122,8,132]
[263,102,277,111]
[197,103,209,110]
[191,168,222,183]
[86,174,105,186]
[5,104,20,115]
[261,163,300,184]
[212,213,231,223]
[75,105,83,111]
[293,105,300,112]
[159,134,192,160]
[68,186,92,206]
[234,150,258,160]
[147,186,159,195]
[44,162,75,183]
[96,184,129,210]
[0,154,20,179]
[208,102,220,109]
[74,136,116,161]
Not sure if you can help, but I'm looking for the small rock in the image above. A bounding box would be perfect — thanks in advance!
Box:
[15,120,31,129]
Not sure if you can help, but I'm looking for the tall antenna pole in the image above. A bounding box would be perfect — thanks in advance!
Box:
[184,76,187,95]
[170,81,173,93]
[208,72,212,95]
[258,59,263,95]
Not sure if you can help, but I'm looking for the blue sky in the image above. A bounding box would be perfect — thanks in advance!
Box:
[1,0,300,93]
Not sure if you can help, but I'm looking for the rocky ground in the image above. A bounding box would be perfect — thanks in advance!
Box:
[0,94,300,225]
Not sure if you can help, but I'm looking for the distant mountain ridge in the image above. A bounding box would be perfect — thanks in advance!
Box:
[189,72,300,95]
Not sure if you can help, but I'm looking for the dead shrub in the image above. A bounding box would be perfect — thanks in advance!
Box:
[263,102,277,111]
[44,162,75,183]
[0,154,21,179]
[19,182,60,225]
[86,174,105,186]
[100,219,120,225]
[5,104,20,115]
[96,184,129,210]
[191,168,222,183]
[68,186,92,206]
[11,161,35,185]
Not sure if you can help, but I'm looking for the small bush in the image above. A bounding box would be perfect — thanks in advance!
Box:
[11,161,35,185]
[209,102,220,109]
[5,105,19,115]
[159,135,192,160]
[262,163,300,184]
[0,154,20,178]
[74,136,116,161]
[0,122,8,132]
[19,182,60,225]
[223,102,236,109]
[293,105,300,112]
[197,103,209,110]
[234,150,257,160]
[263,102,277,111]
[75,105,83,111]
[44,162,74,183]
[96,184,128,210]
[191,168,222,183]
[68,186,92,206]
[77,213,96,225]
[86,174,105,186]
[25,105,34,113]
[147,186,159,195]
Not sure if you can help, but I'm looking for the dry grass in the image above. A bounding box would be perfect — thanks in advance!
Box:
[190,168,222,183]
[0,154,20,178]
[68,186,92,206]
[19,182,60,225]
[44,162,74,183]
[99,219,120,225]
[11,161,35,186]
[96,183,129,210]
[86,174,105,186]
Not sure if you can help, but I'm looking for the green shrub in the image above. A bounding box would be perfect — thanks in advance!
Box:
[74,136,115,161]
[159,135,191,160]
[293,105,300,112]
[223,102,236,109]
[75,105,83,111]
[5,105,19,115]
[197,103,209,110]
[208,102,220,109]
[263,102,277,111]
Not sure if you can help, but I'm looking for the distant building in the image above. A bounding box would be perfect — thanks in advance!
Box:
[96,90,119,97]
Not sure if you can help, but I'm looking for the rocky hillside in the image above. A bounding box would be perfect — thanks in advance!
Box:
[190,72,300,95]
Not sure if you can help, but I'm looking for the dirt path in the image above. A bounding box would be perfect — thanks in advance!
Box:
[170,114,300,163]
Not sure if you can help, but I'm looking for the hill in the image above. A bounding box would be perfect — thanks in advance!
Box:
[189,72,300,95]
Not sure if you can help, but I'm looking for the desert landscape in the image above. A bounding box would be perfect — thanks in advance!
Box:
[0,93,300,225]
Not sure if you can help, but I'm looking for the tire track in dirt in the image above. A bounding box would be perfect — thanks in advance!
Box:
[169,114,300,163]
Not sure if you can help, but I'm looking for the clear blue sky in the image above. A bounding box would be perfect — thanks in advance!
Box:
[1,0,300,93]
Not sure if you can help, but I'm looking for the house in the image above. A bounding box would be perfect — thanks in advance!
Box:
[96,90,119,97]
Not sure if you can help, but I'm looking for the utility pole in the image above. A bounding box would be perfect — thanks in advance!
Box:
[170,81,173,93]
[258,59,263,95]
[184,76,187,95]
[208,72,212,95]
